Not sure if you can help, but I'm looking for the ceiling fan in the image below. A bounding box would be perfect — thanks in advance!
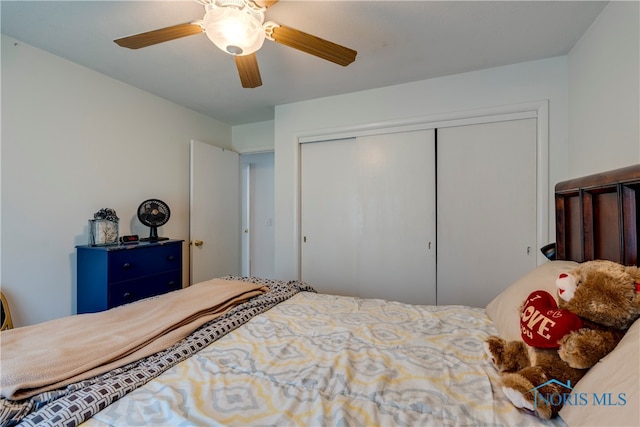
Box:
[114,0,357,89]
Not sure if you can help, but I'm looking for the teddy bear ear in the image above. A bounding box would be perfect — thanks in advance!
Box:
[624,266,640,282]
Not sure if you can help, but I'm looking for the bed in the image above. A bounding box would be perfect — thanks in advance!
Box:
[1,165,639,427]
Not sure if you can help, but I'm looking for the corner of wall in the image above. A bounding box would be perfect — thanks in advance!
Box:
[567,1,640,177]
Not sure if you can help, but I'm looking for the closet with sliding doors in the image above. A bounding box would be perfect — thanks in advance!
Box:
[300,117,538,307]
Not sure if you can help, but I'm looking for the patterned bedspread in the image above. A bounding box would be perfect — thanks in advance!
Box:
[85,291,565,427]
[0,278,312,427]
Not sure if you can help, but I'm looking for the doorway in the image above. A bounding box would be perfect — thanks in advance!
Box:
[241,152,275,278]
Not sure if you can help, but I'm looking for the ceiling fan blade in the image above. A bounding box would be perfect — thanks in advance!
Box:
[253,0,279,8]
[235,54,263,88]
[114,23,203,49]
[270,25,357,66]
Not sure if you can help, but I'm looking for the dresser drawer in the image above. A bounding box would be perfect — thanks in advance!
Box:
[108,243,181,283]
[108,270,181,307]
[77,240,184,313]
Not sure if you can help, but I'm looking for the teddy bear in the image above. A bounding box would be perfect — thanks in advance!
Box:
[484,260,640,419]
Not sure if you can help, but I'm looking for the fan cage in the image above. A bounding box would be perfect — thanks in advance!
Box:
[137,199,171,242]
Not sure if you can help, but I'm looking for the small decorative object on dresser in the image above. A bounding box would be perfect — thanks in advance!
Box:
[76,239,183,313]
[88,208,119,246]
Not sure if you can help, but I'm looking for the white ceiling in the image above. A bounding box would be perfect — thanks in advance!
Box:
[1,0,607,125]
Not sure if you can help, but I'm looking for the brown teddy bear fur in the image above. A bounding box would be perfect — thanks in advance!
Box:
[485,260,640,419]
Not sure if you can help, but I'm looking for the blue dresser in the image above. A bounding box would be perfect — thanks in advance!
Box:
[76,239,183,313]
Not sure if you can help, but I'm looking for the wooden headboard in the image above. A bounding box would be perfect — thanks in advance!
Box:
[555,164,640,266]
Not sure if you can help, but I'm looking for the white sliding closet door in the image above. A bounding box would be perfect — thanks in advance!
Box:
[301,139,359,296]
[356,130,436,304]
[301,130,436,305]
[436,118,537,307]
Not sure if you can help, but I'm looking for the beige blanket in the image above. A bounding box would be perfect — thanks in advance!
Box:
[0,278,267,400]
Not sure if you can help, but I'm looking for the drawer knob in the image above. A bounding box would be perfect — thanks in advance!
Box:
[167,281,176,287]
[123,292,133,300]
[122,262,132,269]
[167,255,175,261]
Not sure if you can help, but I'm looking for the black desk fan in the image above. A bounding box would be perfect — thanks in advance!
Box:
[137,199,170,241]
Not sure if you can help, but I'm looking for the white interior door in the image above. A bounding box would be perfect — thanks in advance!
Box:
[356,130,436,304]
[301,139,359,296]
[436,118,537,307]
[190,140,240,284]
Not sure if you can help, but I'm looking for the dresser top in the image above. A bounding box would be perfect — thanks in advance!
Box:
[76,239,184,251]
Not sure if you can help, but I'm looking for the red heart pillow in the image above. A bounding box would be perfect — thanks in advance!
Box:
[520,290,584,348]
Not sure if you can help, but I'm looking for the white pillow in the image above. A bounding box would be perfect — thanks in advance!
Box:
[559,318,639,427]
[485,261,579,341]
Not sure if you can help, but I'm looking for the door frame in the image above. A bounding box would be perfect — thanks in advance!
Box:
[294,100,549,279]
[241,163,251,276]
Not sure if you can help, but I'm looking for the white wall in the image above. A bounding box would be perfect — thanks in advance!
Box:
[232,120,274,154]
[273,57,569,280]
[1,35,231,326]
[568,1,640,177]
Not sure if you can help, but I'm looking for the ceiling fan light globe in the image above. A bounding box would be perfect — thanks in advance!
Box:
[204,7,265,56]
